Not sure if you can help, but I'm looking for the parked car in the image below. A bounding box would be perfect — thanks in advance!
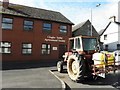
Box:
[113,50,120,65]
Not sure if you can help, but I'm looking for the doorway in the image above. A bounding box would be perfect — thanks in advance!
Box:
[59,44,67,59]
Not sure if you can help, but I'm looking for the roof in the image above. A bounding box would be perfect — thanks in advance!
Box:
[98,29,104,36]
[115,21,120,25]
[0,2,74,25]
[99,22,111,36]
[99,21,120,36]
[72,20,88,32]
[72,20,99,37]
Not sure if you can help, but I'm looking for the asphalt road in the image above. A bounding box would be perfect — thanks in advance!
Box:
[52,67,120,90]
[2,60,120,89]
[2,61,62,89]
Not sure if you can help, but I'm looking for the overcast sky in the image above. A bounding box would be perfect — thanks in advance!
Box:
[1,0,120,31]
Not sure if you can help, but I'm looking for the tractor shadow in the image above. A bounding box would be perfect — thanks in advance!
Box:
[61,67,120,89]
[81,72,120,89]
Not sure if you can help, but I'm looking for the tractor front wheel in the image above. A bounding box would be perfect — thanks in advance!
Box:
[57,61,63,73]
[67,55,86,82]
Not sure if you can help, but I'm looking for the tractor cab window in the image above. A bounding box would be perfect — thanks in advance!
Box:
[70,39,74,50]
[75,38,81,49]
[83,38,97,50]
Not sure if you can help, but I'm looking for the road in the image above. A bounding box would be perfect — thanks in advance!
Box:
[2,60,120,89]
[2,62,62,89]
[52,66,120,90]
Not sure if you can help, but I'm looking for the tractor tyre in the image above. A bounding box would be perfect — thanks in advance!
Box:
[67,55,86,82]
[57,61,63,73]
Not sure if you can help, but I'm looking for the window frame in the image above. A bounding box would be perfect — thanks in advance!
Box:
[2,17,13,30]
[41,43,51,55]
[22,43,32,55]
[59,25,67,35]
[42,22,52,34]
[23,20,34,31]
[0,41,12,54]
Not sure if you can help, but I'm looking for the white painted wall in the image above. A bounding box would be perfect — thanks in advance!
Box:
[100,1,120,51]
[101,23,118,51]
[119,24,120,44]
[118,1,120,44]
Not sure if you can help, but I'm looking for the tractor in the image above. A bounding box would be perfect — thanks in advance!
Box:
[57,35,118,82]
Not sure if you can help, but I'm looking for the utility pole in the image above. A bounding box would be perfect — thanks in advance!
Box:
[91,8,92,36]
[91,4,101,36]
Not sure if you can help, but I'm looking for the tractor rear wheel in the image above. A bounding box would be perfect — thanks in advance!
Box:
[57,61,63,73]
[67,55,85,82]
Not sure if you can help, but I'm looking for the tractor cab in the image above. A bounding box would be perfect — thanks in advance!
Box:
[69,36,99,54]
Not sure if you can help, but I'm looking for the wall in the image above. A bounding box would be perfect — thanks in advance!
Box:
[2,15,72,61]
[118,1,120,44]
[101,22,118,51]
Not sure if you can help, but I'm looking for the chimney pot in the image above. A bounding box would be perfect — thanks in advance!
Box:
[3,0,9,8]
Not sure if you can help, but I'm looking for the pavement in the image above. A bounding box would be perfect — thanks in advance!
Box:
[2,60,63,89]
[51,65,120,90]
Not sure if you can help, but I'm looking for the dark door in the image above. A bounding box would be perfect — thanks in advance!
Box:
[117,44,120,50]
[105,45,108,51]
[59,45,67,59]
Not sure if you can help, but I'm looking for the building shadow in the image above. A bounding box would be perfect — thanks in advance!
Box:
[2,60,59,70]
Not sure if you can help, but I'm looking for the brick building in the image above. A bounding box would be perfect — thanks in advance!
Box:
[0,0,74,61]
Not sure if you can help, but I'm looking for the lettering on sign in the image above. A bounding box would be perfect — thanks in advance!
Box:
[45,36,66,42]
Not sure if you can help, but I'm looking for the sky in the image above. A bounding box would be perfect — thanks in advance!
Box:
[0,0,120,31]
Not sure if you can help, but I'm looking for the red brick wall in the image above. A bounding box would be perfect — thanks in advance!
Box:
[2,15,72,61]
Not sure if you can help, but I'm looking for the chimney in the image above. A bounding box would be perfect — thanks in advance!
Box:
[109,16,116,22]
[3,0,9,8]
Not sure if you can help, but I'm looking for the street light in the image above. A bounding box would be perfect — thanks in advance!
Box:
[91,4,101,36]
[96,4,101,7]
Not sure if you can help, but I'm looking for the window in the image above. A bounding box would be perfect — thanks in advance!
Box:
[22,43,32,54]
[104,35,107,40]
[70,39,74,49]
[60,25,67,35]
[75,38,81,49]
[42,44,50,55]
[0,42,11,54]
[2,17,13,30]
[83,38,97,50]
[24,20,33,31]
[43,23,52,34]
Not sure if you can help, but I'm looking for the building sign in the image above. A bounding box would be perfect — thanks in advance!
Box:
[45,36,66,42]
[53,47,57,50]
